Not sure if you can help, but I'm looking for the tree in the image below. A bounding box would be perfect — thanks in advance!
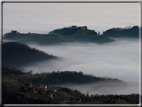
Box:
[28,70,33,75]
[98,32,100,35]
[79,71,83,75]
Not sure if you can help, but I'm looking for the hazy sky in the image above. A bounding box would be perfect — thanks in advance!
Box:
[3,2,140,34]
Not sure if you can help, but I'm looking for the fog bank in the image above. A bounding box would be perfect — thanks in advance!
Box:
[53,81,139,95]
[24,38,139,83]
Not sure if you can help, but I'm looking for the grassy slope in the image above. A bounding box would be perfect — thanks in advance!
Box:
[2,66,139,104]
[2,73,139,104]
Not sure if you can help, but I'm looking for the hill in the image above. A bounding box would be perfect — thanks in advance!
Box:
[2,42,59,68]
[3,25,140,45]
[2,66,125,86]
[17,70,125,85]
[2,80,139,104]
[102,26,140,38]
[2,68,139,104]
[3,26,114,45]
[2,66,25,76]
[48,26,97,35]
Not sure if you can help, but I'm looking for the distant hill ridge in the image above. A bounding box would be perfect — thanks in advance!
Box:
[3,26,115,45]
[102,26,139,38]
[2,66,25,76]
[48,26,98,35]
[2,42,59,68]
[3,25,140,45]
[10,69,125,85]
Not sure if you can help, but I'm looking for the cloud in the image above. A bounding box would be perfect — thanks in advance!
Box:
[54,81,139,95]
[22,38,140,84]
[2,38,139,95]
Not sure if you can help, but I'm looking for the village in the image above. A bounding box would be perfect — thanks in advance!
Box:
[2,67,139,104]
[14,82,82,103]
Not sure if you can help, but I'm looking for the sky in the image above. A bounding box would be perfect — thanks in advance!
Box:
[3,2,140,34]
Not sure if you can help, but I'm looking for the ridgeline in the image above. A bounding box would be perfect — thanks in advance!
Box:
[3,25,140,45]
[2,42,59,68]
[3,26,114,45]
[102,26,139,38]
[2,66,139,104]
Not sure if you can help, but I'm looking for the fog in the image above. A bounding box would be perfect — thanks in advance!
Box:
[52,81,139,95]
[2,38,140,95]
[23,38,140,83]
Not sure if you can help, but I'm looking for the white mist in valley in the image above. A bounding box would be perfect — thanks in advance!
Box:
[25,38,139,82]
[21,38,139,95]
[53,81,139,95]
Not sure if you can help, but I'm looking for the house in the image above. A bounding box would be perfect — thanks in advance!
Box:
[32,86,37,93]
[65,98,71,102]
[15,86,20,90]
[71,98,81,102]
[50,89,57,92]
[39,84,47,91]
[80,26,87,30]
[24,82,32,88]
[47,93,54,99]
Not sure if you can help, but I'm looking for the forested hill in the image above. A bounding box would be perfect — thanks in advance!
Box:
[3,25,140,45]
[3,26,114,45]
[18,71,125,85]
[102,26,140,38]
[2,66,25,76]
[2,67,139,104]
[2,42,59,68]
[48,26,98,35]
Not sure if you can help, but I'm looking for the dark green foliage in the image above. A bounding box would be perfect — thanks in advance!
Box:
[48,26,97,35]
[80,93,139,104]
[3,26,114,45]
[2,42,58,68]
[2,68,139,104]
[102,26,140,38]
[59,87,74,96]
[2,66,25,76]
[2,82,52,104]
[18,71,123,85]
[4,25,140,45]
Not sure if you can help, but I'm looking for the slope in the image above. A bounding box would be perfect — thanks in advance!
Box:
[2,42,59,68]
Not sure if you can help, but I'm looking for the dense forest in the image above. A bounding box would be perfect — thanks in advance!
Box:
[2,66,125,85]
[102,26,139,38]
[2,67,126,85]
[2,42,59,68]
[2,66,25,76]
[48,26,97,35]
[3,25,140,45]
[3,26,114,45]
